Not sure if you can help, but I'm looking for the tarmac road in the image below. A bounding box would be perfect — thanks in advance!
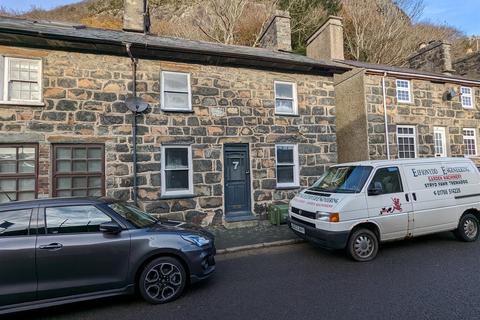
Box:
[12,231,480,320]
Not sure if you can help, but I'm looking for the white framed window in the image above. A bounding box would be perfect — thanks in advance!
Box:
[397,125,416,159]
[461,87,474,109]
[396,79,411,103]
[0,57,42,105]
[161,145,193,197]
[433,127,447,157]
[160,71,192,111]
[463,128,477,157]
[275,144,299,188]
[274,81,297,115]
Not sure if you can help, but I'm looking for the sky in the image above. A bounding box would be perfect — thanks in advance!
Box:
[1,0,479,36]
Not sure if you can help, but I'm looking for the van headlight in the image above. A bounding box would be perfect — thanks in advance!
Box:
[181,235,210,247]
[316,212,340,222]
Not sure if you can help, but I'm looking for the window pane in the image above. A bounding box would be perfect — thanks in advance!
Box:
[57,160,71,172]
[0,148,16,161]
[165,148,188,169]
[19,161,35,173]
[18,148,35,160]
[73,148,87,159]
[369,167,403,195]
[45,205,112,234]
[164,73,188,92]
[277,165,294,183]
[17,192,35,201]
[0,209,32,237]
[88,177,102,188]
[275,83,293,99]
[72,160,87,172]
[88,189,102,197]
[0,179,16,191]
[72,177,87,188]
[57,190,71,197]
[57,177,72,190]
[72,189,87,196]
[165,170,189,190]
[18,178,34,191]
[0,161,16,173]
[164,92,189,110]
[88,160,102,172]
[277,146,294,164]
[87,148,102,159]
[275,99,293,113]
[56,148,71,159]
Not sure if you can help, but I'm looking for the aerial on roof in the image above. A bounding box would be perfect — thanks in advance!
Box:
[337,59,480,85]
[0,16,349,75]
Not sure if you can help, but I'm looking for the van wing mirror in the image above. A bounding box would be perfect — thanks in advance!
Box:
[99,221,122,234]
[368,182,384,196]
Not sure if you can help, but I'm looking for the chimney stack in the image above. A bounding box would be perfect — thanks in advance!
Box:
[123,0,150,33]
[306,16,344,61]
[407,40,454,75]
[258,10,292,51]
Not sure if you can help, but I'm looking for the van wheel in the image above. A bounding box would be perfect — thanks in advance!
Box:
[139,257,187,304]
[347,228,379,262]
[454,214,479,242]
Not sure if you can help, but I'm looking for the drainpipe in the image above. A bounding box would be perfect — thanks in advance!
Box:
[126,43,139,206]
[382,72,391,160]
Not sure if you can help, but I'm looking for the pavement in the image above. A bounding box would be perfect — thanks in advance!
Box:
[207,222,301,252]
[15,231,480,320]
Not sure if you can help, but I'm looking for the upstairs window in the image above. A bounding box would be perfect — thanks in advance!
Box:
[161,145,193,197]
[275,144,299,188]
[397,126,416,159]
[0,57,42,104]
[161,71,191,111]
[396,79,411,103]
[461,87,473,109]
[0,145,37,203]
[463,128,477,157]
[274,81,297,115]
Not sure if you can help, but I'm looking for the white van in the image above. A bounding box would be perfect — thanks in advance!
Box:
[288,157,480,261]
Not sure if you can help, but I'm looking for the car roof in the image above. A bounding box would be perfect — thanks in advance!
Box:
[0,196,118,210]
[335,157,474,168]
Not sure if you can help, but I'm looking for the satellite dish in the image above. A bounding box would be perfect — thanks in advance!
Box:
[125,96,149,113]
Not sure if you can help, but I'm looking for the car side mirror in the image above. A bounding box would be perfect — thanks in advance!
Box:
[99,221,122,234]
[368,182,384,196]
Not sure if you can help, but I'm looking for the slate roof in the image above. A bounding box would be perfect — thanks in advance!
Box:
[337,59,480,85]
[0,16,349,75]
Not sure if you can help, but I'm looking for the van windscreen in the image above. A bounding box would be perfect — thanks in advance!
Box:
[310,166,373,193]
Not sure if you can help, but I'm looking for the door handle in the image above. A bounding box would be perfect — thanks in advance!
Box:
[412,193,417,201]
[405,193,410,202]
[39,243,63,250]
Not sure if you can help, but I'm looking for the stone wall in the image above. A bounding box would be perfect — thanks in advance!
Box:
[364,74,480,163]
[454,52,480,80]
[0,45,337,226]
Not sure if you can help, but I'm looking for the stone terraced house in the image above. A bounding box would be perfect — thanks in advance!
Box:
[0,4,349,227]
[317,18,480,165]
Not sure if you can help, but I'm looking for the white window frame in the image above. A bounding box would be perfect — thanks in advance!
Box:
[460,86,474,109]
[275,144,299,188]
[274,81,298,115]
[0,56,43,106]
[160,71,192,112]
[433,127,447,157]
[463,128,477,157]
[396,79,412,103]
[160,145,194,197]
[397,125,417,159]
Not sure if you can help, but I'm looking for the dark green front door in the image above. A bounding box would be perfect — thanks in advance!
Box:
[224,144,251,218]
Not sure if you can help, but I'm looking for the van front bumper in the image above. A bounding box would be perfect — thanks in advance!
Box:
[287,217,349,250]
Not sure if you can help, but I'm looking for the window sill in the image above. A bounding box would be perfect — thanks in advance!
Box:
[275,112,299,117]
[0,101,45,107]
[161,108,194,114]
[160,193,195,200]
[462,106,474,110]
[276,185,300,190]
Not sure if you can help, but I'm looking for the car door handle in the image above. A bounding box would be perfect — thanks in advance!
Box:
[405,193,410,202]
[412,193,417,201]
[39,243,63,250]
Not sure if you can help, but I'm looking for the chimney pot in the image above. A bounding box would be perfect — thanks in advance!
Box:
[306,16,344,61]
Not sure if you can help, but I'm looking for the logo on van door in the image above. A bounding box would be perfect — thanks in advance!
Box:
[380,197,402,215]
